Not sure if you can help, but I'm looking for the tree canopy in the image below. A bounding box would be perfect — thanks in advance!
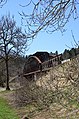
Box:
[0,14,27,57]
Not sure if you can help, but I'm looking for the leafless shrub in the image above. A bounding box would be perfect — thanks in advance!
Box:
[15,56,79,118]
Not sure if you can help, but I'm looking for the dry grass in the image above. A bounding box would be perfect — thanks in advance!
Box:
[0,57,79,119]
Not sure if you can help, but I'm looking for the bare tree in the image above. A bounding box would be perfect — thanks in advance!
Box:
[20,0,79,39]
[0,14,27,90]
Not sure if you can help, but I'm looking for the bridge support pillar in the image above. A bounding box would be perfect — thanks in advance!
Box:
[34,73,37,80]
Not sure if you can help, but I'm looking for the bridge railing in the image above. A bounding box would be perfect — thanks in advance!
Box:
[42,58,60,70]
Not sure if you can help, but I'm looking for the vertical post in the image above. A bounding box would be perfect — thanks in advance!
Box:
[34,72,37,81]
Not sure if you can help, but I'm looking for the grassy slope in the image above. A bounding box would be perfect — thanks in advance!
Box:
[0,97,19,119]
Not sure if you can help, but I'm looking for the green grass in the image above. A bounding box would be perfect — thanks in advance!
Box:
[0,97,19,119]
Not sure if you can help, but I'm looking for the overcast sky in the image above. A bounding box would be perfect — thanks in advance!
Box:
[0,0,79,55]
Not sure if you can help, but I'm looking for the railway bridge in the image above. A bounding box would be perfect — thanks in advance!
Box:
[23,52,62,80]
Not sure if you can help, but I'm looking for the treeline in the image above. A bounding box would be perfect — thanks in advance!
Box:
[62,47,79,60]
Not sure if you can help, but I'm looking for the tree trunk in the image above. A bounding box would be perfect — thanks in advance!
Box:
[5,56,10,90]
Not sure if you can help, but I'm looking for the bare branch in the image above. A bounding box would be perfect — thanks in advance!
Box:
[71,30,79,47]
[0,0,7,8]
[20,0,79,39]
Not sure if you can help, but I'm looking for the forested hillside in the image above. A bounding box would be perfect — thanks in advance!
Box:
[62,47,79,60]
